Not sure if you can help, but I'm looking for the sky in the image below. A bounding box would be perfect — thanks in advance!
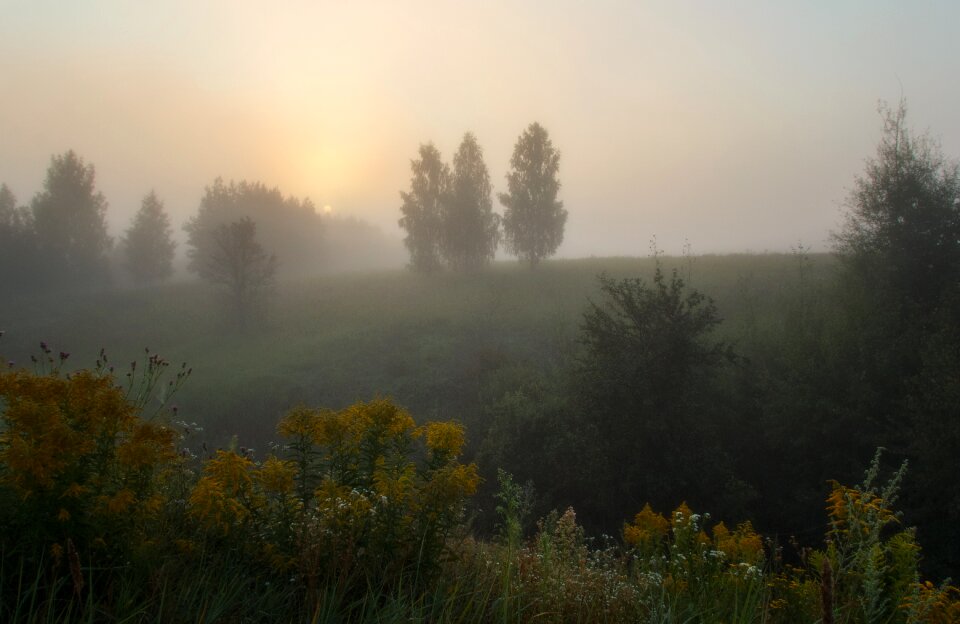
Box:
[2,0,959,257]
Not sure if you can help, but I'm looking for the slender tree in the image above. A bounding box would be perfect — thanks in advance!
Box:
[31,150,112,285]
[123,191,176,283]
[441,133,500,272]
[399,143,449,273]
[499,123,567,267]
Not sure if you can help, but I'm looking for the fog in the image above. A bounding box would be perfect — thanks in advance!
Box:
[2,1,959,261]
[6,3,960,604]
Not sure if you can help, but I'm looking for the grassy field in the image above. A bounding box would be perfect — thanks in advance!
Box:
[7,253,960,622]
[1,253,832,449]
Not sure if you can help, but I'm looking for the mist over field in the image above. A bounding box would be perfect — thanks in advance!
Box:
[2,2,960,621]
[3,1,960,259]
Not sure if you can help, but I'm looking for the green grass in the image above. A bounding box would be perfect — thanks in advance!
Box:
[0,254,833,448]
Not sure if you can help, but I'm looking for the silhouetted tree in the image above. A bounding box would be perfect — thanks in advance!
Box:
[190,217,277,329]
[499,123,567,267]
[835,101,960,316]
[576,265,740,526]
[834,101,960,575]
[399,143,449,274]
[122,191,175,283]
[31,151,112,286]
[830,102,960,438]
[441,133,500,272]
[184,178,320,279]
[0,184,39,294]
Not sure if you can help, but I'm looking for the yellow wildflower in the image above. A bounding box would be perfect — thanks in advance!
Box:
[106,489,136,514]
[258,457,296,495]
[624,503,669,548]
[423,421,466,460]
[672,501,694,528]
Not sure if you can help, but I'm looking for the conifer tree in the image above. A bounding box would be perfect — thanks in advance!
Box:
[123,191,175,283]
[31,150,112,285]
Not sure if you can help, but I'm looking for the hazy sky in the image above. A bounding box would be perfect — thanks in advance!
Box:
[2,1,959,256]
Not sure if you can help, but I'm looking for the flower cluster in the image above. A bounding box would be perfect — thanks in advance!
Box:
[186,398,480,590]
[0,367,178,561]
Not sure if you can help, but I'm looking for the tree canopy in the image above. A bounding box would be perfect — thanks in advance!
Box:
[835,101,960,315]
[576,265,738,524]
[833,101,960,572]
[0,184,38,294]
[399,143,449,274]
[193,217,277,329]
[185,179,298,327]
[499,123,567,267]
[184,178,320,279]
[441,133,500,272]
[122,191,176,283]
[30,150,112,286]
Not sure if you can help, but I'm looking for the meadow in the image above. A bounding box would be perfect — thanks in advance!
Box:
[4,253,959,622]
[0,253,823,449]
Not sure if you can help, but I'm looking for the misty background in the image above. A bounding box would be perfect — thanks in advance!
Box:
[3,1,960,259]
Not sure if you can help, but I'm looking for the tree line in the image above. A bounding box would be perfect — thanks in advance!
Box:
[399,123,568,272]
[0,156,324,327]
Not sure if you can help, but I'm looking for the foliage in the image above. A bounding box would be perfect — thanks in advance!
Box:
[499,122,567,268]
[2,343,960,622]
[122,190,176,283]
[0,347,189,620]
[834,101,960,316]
[0,183,39,294]
[576,263,740,524]
[179,398,481,608]
[183,177,321,279]
[30,150,112,287]
[399,143,449,274]
[188,216,278,329]
[766,450,960,624]
[441,132,501,272]
[6,251,960,578]
[832,101,960,575]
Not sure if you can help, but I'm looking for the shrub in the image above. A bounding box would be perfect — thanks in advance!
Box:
[186,398,480,598]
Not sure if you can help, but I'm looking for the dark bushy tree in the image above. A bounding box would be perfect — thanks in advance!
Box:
[835,101,960,317]
[399,143,449,274]
[576,265,741,526]
[441,133,500,272]
[31,151,112,286]
[832,101,960,438]
[834,101,960,575]
[499,123,567,267]
[191,217,277,329]
[122,191,175,283]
